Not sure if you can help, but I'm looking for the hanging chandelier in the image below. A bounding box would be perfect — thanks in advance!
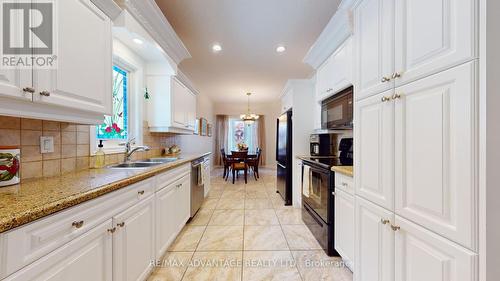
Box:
[240,92,259,125]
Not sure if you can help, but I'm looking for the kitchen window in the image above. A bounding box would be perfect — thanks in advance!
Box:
[227,118,257,152]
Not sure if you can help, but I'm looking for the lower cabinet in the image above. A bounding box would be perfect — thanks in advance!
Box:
[155,174,191,259]
[355,196,478,281]
[334,189,354,270]
[113,196,156,281]
[4,220,113,281]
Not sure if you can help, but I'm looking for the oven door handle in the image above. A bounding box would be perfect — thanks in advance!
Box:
[303,204,324,227]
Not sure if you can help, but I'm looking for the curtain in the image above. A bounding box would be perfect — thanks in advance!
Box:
[256,116,266,165]
[214,115,229,166]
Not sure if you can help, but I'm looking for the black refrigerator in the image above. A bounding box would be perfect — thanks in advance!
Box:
[276,110,292,205]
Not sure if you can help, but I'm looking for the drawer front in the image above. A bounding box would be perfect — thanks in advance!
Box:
[335,173,354,195]
[1,177,154,278]
[156,163,190,192]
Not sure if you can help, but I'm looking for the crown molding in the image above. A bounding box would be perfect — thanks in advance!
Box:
[303,0,356,69]
[91,0,122,20]
[176,71,200,96]
[120,0,191,65]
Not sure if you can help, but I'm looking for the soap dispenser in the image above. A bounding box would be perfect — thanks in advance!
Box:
[94,140,105,168]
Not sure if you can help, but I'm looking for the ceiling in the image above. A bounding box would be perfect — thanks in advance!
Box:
[155,0,341,103]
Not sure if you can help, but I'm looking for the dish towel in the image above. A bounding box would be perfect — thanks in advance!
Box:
[302,165,310,197]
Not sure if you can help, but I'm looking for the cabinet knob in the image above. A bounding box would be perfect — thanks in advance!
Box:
[390,224,401,231]
[107,227,116,233]
[341,182,348,187]
[381,76,391,83]
[392,72,402,79]
[138,190,145,195]
[23,87,35,93]
[381,96,391,102]
[176,183,183,188]
[39,91,50,97]
[331,191,336,196]
[380,219,390,225]
[72,220,84,229]
[392,93,402,100]
[117,222,125,227]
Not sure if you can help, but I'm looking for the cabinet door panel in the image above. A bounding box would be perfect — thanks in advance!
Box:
[178,175,191,223]
[335,189,355,269]
[4,220,112,281]
[155,185,178,259]
[355,90,395,211]
[394,62,476,250]
[355,196,394,281]
[171,78,186,128]
[354,0,395,100]
[113,196,155,281]
[0,70,32,101]
[395,216,477,281]
[394,0,475,86]
[34,0,112,114]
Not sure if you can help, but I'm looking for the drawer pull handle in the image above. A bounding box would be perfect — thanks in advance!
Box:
[138,190,145,195]
[39,91,50,97]
[176,183,182,188]
[72,220,84,228]
[117,222,125,227]
[381,76,391,83]
[107,227,116,233]
[392,72,402,79]
[381,96,391,102]
[341,182,348,187]
[390,224,401,231]
[380,219,390,225]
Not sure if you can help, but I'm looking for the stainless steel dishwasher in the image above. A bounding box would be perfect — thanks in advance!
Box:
[190,157,205,217]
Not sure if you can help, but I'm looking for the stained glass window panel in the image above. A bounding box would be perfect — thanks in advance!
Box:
[97,66,128,140]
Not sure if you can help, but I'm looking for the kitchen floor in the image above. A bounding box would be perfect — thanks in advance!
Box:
[147,168,353,281]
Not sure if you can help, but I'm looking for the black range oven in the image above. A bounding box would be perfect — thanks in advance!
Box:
[301,157,339,256]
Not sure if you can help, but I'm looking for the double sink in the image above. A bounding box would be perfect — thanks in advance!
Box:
[108,157,180,169]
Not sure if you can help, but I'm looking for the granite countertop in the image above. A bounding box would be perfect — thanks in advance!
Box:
[331,166,353,177]
[0,152,211,233]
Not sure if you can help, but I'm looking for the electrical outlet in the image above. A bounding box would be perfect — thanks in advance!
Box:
[40,136,54,153]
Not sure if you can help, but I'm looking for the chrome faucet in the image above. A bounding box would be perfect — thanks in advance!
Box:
[120,137,150,162]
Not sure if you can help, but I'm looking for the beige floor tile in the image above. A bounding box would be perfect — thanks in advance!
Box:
[245,190,269,199]
[148,252,193,281]
[244,209,279,225]
[207,189,223,198]
[292,250,353,281]
[168,226,206,251]
[242,251,301,281]
[188,209,214,226]
[275,209,305,225]
[209,210,244,226]
[197,226,244,251]
[244,198,273,209]
[201,198,219,209]
[216,198,245,210]
[282,225,323,250]
[220,190,246,199]
[183,251,242,281]
[244,225,289,251]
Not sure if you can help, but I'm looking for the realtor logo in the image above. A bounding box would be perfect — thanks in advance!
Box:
[0,0,57,68]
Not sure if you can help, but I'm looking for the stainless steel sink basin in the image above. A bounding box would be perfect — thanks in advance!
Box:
[108,162,162,169]
[139,157,180,163]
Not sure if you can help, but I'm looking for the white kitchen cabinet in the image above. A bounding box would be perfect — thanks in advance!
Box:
[147,75,196,134]
[113,196,155,281]
[335,189,355,270]
[316,38,353,102]
[394,0,476,87]
[4,220,113,281]
[155,174,190,258]
[394,62,476,249]
[394,216,478,281]
[0,0,113,124]
[353,0,395,100]
[355,196,395,281]
[355,90,395,211]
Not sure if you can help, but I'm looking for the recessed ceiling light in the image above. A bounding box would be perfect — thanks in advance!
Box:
[212,43,222,52]
[133,38,143,45]
[276,45,286,53]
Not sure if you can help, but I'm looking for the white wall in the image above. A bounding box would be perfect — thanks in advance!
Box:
[177,92,216,167]
[214,101,281,168]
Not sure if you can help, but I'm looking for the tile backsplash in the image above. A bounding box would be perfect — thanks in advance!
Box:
[0,116,178,180]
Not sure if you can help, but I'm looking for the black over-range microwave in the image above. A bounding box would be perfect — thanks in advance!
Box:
[321,86,353,130]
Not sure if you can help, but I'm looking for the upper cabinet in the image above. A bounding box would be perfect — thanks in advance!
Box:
[147,75,197,134]
[0,0,113,124]
[354,0,476,100]
[316,38,353,102]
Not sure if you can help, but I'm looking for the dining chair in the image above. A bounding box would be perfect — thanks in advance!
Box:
[247,148,262,180]
[231,151,248,184]
[221,148,231,180]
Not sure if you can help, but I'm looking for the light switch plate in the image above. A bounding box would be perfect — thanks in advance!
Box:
[40,136,54,153]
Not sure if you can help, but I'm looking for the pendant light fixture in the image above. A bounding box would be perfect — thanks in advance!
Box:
[240,92,259,125]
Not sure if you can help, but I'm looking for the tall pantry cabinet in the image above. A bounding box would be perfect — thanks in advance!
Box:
[352,0,479,280]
